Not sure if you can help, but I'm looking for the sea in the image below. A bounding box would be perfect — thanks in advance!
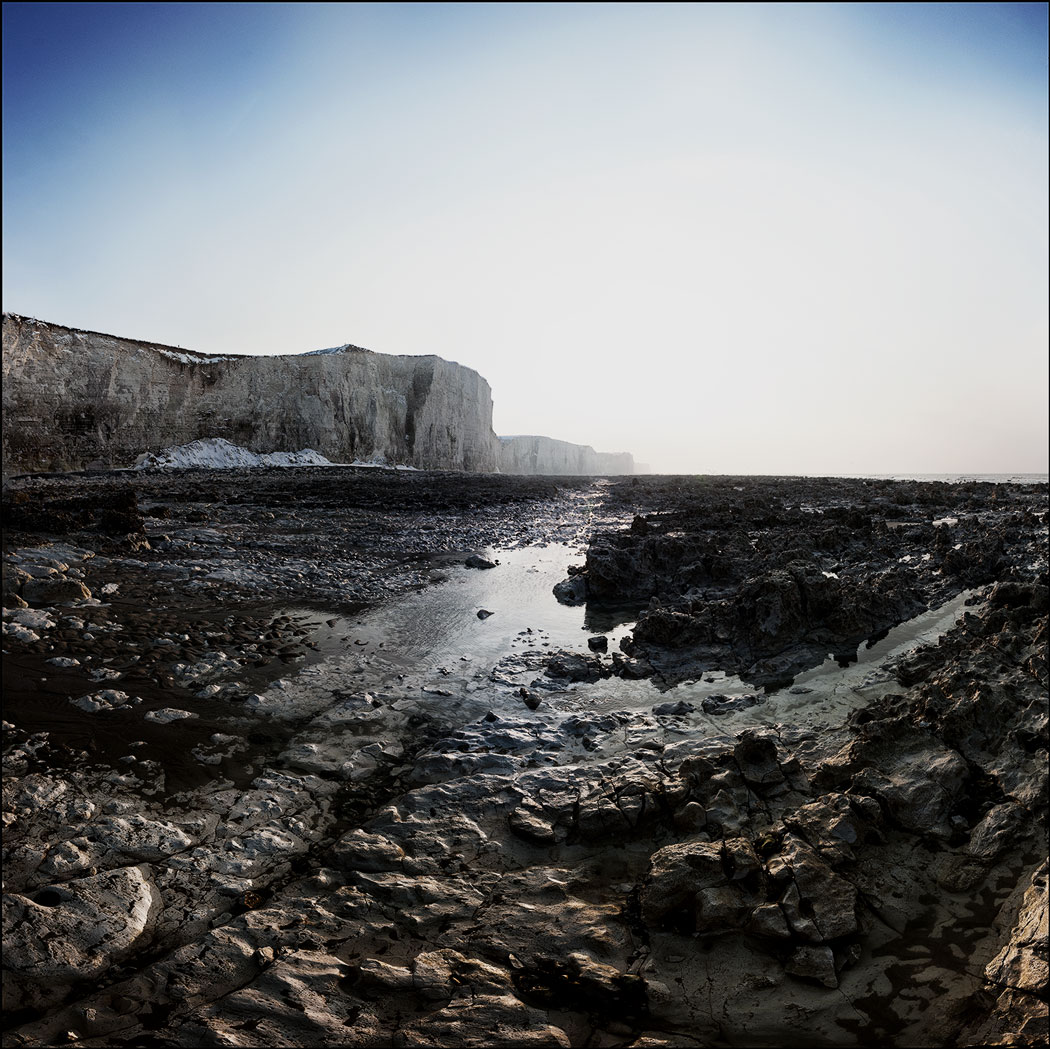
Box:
[854,473,1048,484]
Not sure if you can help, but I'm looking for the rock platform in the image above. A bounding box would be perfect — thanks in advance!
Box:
[2,471,1046,1046]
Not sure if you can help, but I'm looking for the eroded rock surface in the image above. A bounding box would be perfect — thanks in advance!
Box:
[2,472,1046,1046]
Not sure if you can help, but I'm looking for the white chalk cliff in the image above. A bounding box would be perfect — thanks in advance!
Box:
[1,314,633,477]
[498,435,634,476]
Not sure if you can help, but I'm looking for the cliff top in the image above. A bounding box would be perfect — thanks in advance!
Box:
[1,312,475,371]
[3,313,247,364]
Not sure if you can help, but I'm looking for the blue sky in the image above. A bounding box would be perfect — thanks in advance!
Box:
[3,2,1047,474]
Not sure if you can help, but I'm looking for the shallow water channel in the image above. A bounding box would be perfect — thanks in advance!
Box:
[280,542,978,745]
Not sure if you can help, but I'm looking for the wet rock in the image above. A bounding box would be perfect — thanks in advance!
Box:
[587,635,608,652]
[610,651,652,679]
[672,801,708,833]
[702,693,760,715]
[144,707,198,723]
[3,564,31,601]
[695,885,748,932]
[723,837,761,881]
[786,793,862,862]
[552,576,587,605]
[704,789,745,836]
[519,689,542,711]
[652,700,695,716]
[986,580,1048,611]
[189,948,362,1046]
[412,949,511,1000]
[966,802,1029,861]
[512,951,646,1021]
[776,835,858,941]
[3,619,41,642]
[357,957,415,992]
[6,607,55,633]
[38,839,96,878]
[396,992,571,1047]
[1,471,1046,1047]
[545,652,603,683]
[748,902,792,939]
[86,813,197,861]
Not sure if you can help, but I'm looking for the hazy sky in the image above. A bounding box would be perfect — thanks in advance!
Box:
[3,2,1047,475]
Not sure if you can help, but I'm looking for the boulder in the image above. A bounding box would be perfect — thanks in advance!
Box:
[552,576,587,606]
[640,841,725,924]
[734,731,785,788]
[21,577,92,606]
[3,865,162,984]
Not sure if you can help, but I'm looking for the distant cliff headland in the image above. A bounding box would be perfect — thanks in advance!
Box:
[1,314,633,477]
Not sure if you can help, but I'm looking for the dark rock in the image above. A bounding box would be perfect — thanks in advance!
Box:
[695,885,748,932]
[672,801,708,832]
[640,840,726,925]
[652,700,695,716]
[702,693,761,715]
[785,945,838,988]
[776,835,858,941]
[22,577,93,607]
[545,652,603,683]
[748,902,792,939]
[465,554,497,569]
[511,952,646,1021]
[518,688,542,711]
[587,635,608,652]
[733,731,784,788]
[508,807,556,845]
[610,652,652,679]
[552,576,587,606]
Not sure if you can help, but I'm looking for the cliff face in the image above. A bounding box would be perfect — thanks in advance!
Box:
[2,314,501,474]
[499,435,634,476]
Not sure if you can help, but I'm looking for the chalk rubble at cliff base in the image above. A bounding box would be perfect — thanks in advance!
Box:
[1,473,1047,1048]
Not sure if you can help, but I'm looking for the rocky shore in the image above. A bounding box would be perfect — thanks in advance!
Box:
[2,470,1046,1047]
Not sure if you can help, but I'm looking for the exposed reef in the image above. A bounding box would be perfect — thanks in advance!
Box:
[2,471,1046,1046]
[557,476,1046,690]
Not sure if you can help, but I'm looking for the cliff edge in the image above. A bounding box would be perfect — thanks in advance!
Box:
[499,435,633,476]
[2,314,500,474]
[2,314,635,477]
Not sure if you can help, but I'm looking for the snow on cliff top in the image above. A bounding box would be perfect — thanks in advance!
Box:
[134,438,418,471]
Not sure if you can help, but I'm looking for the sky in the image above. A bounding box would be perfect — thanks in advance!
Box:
[3,2,1047,475]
